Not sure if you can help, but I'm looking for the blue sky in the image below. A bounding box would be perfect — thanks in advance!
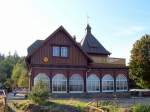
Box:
[0,0,150,64]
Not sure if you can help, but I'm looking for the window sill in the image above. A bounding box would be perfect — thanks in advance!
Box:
[52,56,69,59]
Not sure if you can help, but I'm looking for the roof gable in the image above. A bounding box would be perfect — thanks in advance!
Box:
[27,26,92,62]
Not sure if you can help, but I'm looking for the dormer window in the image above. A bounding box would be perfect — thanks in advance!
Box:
[52,46,68,57]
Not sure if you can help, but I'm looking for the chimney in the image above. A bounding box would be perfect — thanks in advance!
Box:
[73,35,76,41]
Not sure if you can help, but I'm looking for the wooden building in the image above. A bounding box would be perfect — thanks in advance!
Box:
[26,24,128,95]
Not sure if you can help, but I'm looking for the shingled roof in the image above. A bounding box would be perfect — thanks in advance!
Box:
[27,40,44,55]
[81,24,111,55]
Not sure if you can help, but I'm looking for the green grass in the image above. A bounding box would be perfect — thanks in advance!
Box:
[8,99,88,112]
[91,100,121,112]
[51,99,88,112]
[130,104,150,112]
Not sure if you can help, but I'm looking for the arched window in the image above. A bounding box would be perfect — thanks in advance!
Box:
[52,74,67,93]
[69,74,84,93]
[116,74,128,92]
[34,73,50,89]
[102,74,114,92]
[87,74,100,92]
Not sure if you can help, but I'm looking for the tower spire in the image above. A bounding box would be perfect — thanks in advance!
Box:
[86,24,91,34]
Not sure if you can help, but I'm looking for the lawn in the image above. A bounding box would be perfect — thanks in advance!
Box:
[8,98,150,112]
[8,99,88,112]
[52,99,87,111]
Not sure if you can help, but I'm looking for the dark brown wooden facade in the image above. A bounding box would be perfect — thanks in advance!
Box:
[26,25,129,94]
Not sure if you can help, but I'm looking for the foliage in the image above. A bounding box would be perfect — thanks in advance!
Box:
[130,104,150,112]
[95,101,121,112]
[3,78,15,92]
[0,52,19,78]
[17,69,29,88]
[28,81,49,105]
[11,63,23,84]
[129,34,150,88]
[0,52,28,91]
[54,99,87,112]
[0,72,7,85]
[13,100,31,111]
[11,59,28,88]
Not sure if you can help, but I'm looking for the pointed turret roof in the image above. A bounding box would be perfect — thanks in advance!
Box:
[81,24,111,55]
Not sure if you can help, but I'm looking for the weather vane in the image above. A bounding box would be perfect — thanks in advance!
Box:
[87,15,90,24]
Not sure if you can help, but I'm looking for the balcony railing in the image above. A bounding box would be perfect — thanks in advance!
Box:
[90,56,126,65]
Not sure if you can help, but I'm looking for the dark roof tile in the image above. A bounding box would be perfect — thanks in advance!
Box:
[27,40,44,55]
[81,24,111,55]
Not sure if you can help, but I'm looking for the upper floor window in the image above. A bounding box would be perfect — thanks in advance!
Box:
[61,47,68,57]
[53,46,60,56]
[52,46,68,57]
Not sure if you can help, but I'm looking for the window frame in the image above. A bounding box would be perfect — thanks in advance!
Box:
[52,74,67,93]
[116,74,128,92]
[87,74,100,93]
[61,46,68,57]
[52,45,69,58]
[52,46,60,57]
[34,73,50,91]
[102,74,114,92]
[69,74,84,93]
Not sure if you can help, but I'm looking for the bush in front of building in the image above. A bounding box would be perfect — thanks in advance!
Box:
[28,80,49,105]
[130,104,150,112]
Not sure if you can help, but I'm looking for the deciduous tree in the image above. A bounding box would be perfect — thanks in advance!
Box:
[129,34,150,88]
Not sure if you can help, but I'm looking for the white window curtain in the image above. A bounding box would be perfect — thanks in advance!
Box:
[34,73,50,89]
[61,47,68,57]
[52,74,67,93]
[69,74,84,93]
[53,46,60,56]
[116,74,128,92]
[102,74,114,92]
[87,74,100,92]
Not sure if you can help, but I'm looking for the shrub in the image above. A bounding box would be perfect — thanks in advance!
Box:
[28,81,49,105]
[130,104,150,112]
[98,101,121,112]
